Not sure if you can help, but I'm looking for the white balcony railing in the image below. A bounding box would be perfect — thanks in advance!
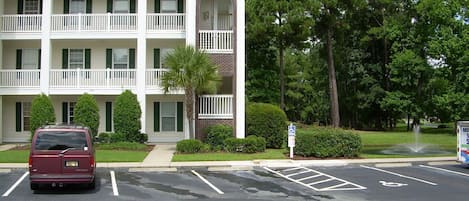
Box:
[147,14,185,32]
[0,15,42,32]
[199,30,233,53]
[49,69,136,88]
[0,70,41,87]
[145,69,168,87]
[198,95,233,119]
[51,14,137,32]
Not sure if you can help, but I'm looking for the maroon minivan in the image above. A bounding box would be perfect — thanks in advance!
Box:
[29,125,96,190]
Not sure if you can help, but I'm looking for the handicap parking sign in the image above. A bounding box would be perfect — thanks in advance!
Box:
[288,124,296,136]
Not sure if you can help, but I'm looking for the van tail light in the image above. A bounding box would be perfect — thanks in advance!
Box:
[90,156,95,168]
[28,156,33,168]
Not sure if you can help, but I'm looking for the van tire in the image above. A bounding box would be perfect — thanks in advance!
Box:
[88,178,96,190]
[30,182,39,190]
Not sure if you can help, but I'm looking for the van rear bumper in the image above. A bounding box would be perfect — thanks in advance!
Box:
[30,174,95,184]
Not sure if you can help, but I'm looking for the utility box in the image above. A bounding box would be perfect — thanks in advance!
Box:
[457,121,469,164]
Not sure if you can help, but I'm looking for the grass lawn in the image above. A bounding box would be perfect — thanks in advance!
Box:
[172,149,286,162]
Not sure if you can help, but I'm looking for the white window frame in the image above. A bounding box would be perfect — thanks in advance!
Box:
[161,0,177,13]
[160,102,177,132]
[68,49,85,69]
[112,48,129,69]
[22,49,39,69]
[113,0,130,13]
[160,48,174,68]
[69,0,86,14]
[24,0,41,14]
[66,102,76,124]
[22,102,32,132]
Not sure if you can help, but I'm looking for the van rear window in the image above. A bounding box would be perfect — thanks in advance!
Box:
[35,131,87,150]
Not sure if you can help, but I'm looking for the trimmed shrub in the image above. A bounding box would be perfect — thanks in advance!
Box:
[246,103,288,148]
[204,124,233,150]
[294,128,362,158]
[74,93,100,138]
[114,90,142,143]
[30,94,56,139]
[96,142,147,151]
[97,132,112,143]
[110,132,127,143]
[176,139,204,153]
[224,136,266,153]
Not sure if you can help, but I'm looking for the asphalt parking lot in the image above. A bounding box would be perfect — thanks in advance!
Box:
[1,162,469,201]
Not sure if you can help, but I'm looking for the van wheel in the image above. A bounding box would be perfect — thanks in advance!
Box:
[88,178,96,190]
[30,183,39,190]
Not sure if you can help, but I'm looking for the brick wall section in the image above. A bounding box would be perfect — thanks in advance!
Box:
[209,54,235,76]
[195,119,234,141]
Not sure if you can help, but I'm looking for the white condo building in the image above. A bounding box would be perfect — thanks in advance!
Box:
[0,0,245,143]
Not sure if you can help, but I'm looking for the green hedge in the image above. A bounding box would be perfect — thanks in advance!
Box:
[246,103,287,149]
[295,128,362,158]
[224,136,266,153]
[176,139,204,153]
[96,142,147,151]
[204,124,233,150]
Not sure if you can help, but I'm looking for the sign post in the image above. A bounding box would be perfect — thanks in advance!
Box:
[288,123,296,159]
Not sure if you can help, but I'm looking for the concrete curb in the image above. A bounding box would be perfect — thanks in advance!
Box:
[0,157,456,170]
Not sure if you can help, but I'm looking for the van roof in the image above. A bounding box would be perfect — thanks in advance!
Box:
[39,123,90,130]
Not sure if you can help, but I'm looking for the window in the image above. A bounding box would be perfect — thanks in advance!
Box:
[22,49,39,69]
[16,102,31,132]
[69,49,85,69]
[161,0,177,13]
[35,131,87,150]
[160,102,176,131]
[160,48,174,68]
[24,0,40,14]
[70,0,86,14]
[113,49,129,69]
[63,102,76,124]
[113,0,129,13]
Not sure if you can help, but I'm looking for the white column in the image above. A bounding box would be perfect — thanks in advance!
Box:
[186,0,197,46]
[235,0,245,138]
[136,0,147,133]
[40,0,52,95]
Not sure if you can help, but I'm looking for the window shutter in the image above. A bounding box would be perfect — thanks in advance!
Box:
[38,49,41,69]
[154,102,160,132]
[86,0,92,13]
[106,49,112,68]
[155,0,160,13]
[17,0,24,14]
[62,49,69,69]
[16,102,22,132]
[39,0,43,14]
[177,0,184,13]
[106,102,112,132]
[85,49,91,69]
[64,0,69,14]
[129,48,135,69]
[16,49,22,69]
[130,0,136,13]
[177,102,183,132]
[106,0,113,13]
[62,102,69,123]
[154,48,160,68]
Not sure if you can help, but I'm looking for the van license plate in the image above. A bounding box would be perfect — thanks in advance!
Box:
[65,161,79,167]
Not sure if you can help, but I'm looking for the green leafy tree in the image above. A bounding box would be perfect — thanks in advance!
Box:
[30,94,55,138]
[161,46,220,139]
[114,90,142,142]
[74,93,100,138]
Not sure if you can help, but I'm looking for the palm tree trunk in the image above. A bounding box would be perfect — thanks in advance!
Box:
[185,88,195,139]
[327,27,340,128]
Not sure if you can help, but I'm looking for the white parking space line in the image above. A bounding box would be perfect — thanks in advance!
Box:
[360,165,437,186]
[420,165,469,177]
[110,170,119,196]
[191,170,224,195]
[2,171,29,197]
[264,167,366,191]
[286,170,311,177]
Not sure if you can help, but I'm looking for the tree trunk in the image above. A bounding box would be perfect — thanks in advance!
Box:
[185,88,195,139]
[279,47,285,110]
[326,27,340,128]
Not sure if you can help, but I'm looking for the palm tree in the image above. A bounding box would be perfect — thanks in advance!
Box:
[161,45,220,139]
